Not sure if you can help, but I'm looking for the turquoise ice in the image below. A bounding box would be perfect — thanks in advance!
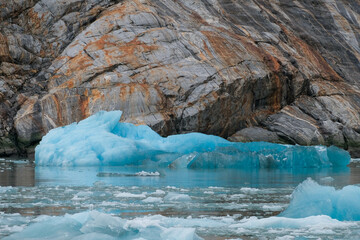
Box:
[280,178,360,221]
[35,111,350,167]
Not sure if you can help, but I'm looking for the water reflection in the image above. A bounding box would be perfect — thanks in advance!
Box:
[1,159,360,188]
[36,166,360,188]
[350,167,360,185]
[0,160,34,187]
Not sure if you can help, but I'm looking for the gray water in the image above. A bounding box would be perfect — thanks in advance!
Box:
[1,159,360,239]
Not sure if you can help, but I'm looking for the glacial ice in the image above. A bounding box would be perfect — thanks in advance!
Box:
[4,211,222,240]
[280,178,360,221]
[35,111,351,168]
[4,210,358,240]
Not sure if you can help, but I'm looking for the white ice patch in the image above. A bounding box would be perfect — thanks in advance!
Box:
[0,186,13,193]
[320,176,334,183]
[164,192,191,202]
[135,171,160,176]
[204,191,214,195]
[240,187,259,194]
[262,205,285,212]
[142,197,163,203]
[114,192,147,198]
[228,194,247,200]
[151,190,166,195]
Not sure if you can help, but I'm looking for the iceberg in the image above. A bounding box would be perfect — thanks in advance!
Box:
[279,178,360,221]
[35,111,350,167]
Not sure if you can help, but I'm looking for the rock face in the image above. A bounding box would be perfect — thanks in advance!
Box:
[1,0,360,157]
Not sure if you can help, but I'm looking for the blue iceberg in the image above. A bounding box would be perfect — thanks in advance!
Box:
[280,178,360,221]
[35,111,350,167]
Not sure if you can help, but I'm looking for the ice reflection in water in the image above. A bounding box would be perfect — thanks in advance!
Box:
[0,160,34,187]
[1,160,360,239]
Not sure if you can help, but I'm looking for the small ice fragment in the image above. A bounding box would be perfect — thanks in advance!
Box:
[164,192,191,202]
[135,171,160,176]
[142,197,163,203]
[152,190,166,195]
[240,187,259,194]
[262,205,284,212]
[320,176,334,184]
[114,192,146,198]
[204,191,214,195]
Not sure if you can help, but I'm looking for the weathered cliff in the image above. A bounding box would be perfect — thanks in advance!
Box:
[1,0,360,157]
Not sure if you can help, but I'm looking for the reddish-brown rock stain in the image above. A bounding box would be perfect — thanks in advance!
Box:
[201,31,243,66]
[80,96,89,118]
[203,29,283,111]
[50,94,63,126]
[118,83,151,101]
[26,8,47,33]
[0,33,10,61]
[91,89,105,103]
[280,26,342,81]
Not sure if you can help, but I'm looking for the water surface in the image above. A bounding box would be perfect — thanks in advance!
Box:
[1,159,360,239]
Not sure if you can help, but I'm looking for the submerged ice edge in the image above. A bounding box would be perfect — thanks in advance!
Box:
[35,111,351,167]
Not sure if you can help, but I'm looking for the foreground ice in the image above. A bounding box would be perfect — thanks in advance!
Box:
[280,178,360,221]
[2,177,360,239]
[35,111,350,167]
[3,211,217,240]
[4,210,359,240]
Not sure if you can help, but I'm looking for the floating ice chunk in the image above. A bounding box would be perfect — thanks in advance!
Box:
[228,194,247,200]
[0,186,13,193]
[142,197,163,203]
[279,178,360,221]
[240,187,259,194]
[97,171,160,177]
[262,204,285,212]
[319,176,334,184]
[35,111,351,168]
[135,171,160,176]
[0,213,30,237]
[164,192,191,202]
[114,192,146,198]
[152,190,166,195]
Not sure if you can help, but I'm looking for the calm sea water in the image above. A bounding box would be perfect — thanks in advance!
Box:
[1,159,360,239]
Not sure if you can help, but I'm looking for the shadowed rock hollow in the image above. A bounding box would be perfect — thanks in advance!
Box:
[1,0,360,157]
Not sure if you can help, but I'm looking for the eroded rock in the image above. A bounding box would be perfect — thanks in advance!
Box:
[0,0,358,157]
